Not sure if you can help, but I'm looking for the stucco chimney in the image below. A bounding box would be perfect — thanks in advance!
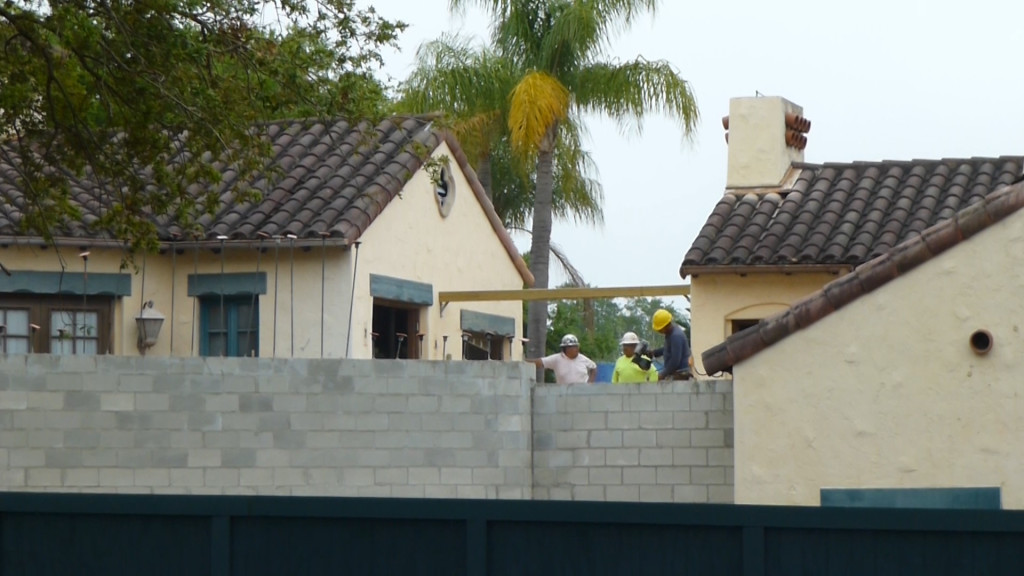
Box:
[723,96,810,189]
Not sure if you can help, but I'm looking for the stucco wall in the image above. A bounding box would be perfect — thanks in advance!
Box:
[532,381,733,503]
[689,272,840,375]
[351,143,526,361]
[734,209,1024,508]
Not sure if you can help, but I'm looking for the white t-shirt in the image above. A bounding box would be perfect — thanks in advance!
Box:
[542,352,597,384]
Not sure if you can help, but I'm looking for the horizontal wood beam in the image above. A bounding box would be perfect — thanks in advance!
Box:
[439,284,690,304]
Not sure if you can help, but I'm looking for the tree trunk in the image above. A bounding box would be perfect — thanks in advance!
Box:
[477,154,493,201]
[527,124,558,381]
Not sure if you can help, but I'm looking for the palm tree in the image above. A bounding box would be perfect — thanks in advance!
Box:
[403,0,699,367]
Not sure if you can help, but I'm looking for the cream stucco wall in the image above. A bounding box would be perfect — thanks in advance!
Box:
[734,209,1024,508]
[689,272,841,376]
[726,96,804,189]
[348,142,525,361]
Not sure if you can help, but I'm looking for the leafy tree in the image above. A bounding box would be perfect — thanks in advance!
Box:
[0,1,404,251]
[399,0,698,369]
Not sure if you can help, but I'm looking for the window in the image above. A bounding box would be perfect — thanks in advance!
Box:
[730,318,760,335]
[463,332,505,360]
[371,301,422,359]
[0,295,111,354]
[200,296,259,357]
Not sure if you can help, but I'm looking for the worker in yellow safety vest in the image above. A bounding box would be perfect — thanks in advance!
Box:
[612,332,658,384]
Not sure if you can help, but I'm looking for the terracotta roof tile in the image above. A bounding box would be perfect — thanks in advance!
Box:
[702,180,1024,374]
[0,116,536,285]
[682,157,1024,275]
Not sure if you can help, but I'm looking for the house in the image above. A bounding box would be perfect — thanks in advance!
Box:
[680,95,1023,376]
[0,116,533,359]
[701,179,1024,509]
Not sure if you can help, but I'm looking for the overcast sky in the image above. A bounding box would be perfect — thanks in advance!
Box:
[361,0,1024,296]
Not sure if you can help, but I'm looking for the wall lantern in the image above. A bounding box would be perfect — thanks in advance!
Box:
[136,300,165,355]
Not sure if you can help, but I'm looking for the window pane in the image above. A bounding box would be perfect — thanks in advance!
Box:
[51,311,75,336]
[3,310,29,336]
[51,338,73,356]
[238,331,257,357]
[5,337,29,354]
[79,340,98,355]
[237,304,256,330]
[78,312,98,338]
[208,333,227,357]
[207,305,225,330]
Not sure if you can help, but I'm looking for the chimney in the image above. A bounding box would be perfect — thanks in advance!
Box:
[723,96,810,189]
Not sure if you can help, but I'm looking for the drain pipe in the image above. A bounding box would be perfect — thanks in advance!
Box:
[344,241,362,358]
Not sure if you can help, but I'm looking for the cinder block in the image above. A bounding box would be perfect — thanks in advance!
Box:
[453,450,492,467]
[606,412,639,429]
[65,392,101,410]
[188,449,222,467]
[708,448,734,467]
[169,469,203,485]
[534,413,572,432]
[148,413,189,430]
[498,486,526,500]
[709,412,734,429]
[605,448,639,466]
[388,414,422,431]
[440,468,472,485]
[606,485,640,502]
[10,449,43,468]
[555,431,588,449]
[572,485,604,501]
[26,468,61,487]
[47,373,83,391]
[0,431,28,448]
[64,468,100,487]
[424,485,458,499]
[80,412,116,430]
[169,394,204,412]
[408,396,440,413]
[621,430,657,448]
[673,412,708,429]
[456,485,486,499]
[372,395,408,413]
[726,467,735,485]
[589,431,622,448]
[656,467,690,485]
[100,431,135,448]
[271,431,307,450]
[135,468,171,487]
[82,449,118,467]
[98,468,135,487]
[26,392,63,410]
[657,430,692,448]
[289,414,324,431]
[356,450,389,467]
[340,468,374,486]
[409,467,440,485]
[673,485,708,503]
[709,485,734,503]
[204,431,240,448]
[588,467,622,485]
[222,375,257,393]
[271,394,307,412]
[151,450,188,468]
[674,448,708,466]
[64,431,100,448]
[440,396,472,413]
[570,449,603,467]
[188,413,223,432]
[639,485,672,502]
[691,467,726,485]
[692,430,725,447]
[589,395,623,412]
[623,467,656,485]
[135,430,173,448]
[304,432,341,448]
[118,375,154,392]
[135,394,170,411]
[206,468,241,487]
[625,395,656,412]
[392,485,426,498]
[237,431,273,449]
[547,487,573,500]
[116,449,151,468]
[221,448,257,468]
[690,394,724,411]
[563,396,590,412]
[472,468,505,485]
[533,432,554,450]
[640,448,673,466]
[572,413,606,430]
[45,449,83,467]
[356,413,389,431]
[374,468,409,485]
[655,394,690,411]
[639,412,674,429]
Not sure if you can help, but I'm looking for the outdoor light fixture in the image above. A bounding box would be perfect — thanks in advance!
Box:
[136,300,165,355]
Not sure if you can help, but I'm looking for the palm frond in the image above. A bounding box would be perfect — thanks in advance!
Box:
[508,225,586,287]
[507,70,569,156]
[571,57,699,138]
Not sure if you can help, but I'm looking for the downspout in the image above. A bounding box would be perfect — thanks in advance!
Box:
[344,241,362,359]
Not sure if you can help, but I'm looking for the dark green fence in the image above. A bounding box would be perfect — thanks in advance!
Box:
[3,492,1024,575]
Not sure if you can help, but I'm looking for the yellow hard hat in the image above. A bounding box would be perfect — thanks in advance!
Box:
[652,309,672,332]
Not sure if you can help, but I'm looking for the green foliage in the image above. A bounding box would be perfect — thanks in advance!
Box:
[545,290,690,362]
[0,1,405,251]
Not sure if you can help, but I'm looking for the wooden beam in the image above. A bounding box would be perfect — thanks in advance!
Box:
[439,284,690,304]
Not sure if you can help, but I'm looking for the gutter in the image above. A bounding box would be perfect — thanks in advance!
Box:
[0,235,350,251]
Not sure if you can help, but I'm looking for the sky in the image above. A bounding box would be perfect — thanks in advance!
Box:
[360,0,1024,297]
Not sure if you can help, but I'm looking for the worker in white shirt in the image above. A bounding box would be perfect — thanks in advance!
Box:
[527,333,597,384]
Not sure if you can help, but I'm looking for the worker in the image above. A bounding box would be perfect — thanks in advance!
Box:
[612,331,658,384]
[527,334,597,384]
[649,309,692,381]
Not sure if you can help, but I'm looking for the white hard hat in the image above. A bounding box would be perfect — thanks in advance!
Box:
[560,334,580,348]
[620,331,641,345]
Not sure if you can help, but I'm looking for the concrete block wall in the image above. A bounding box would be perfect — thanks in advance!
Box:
[0,356,533,498]
[532,381,734,503]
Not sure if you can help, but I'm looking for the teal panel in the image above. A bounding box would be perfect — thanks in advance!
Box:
[0,271,131,296]
[369,274,433,306]
[460,309,515,337]
[188,273,267,297]
[820,487,1001,510]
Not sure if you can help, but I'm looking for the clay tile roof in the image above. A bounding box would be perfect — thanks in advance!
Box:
[682,156,1024,276]
[701,179,1024,374]
[0,116,534,285]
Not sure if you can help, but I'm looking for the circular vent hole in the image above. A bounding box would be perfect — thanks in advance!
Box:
[970,329,993,355]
